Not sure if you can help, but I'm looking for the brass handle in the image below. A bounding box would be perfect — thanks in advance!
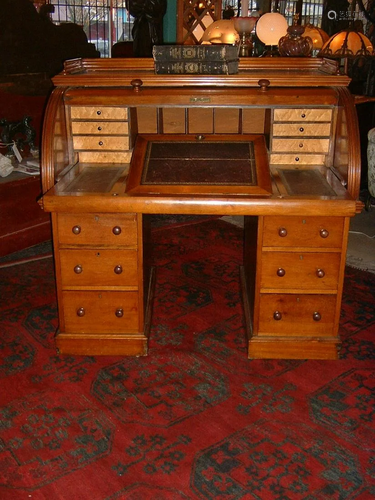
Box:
[112,226,122,235]
[74,265,83,274]
[77,307,85,317]
[313,311,321,321]
[316,268,325,278]
[277,268,286,277]
[273,311,282,321]
[320,229,329,239]
[114,265,123,275]
[72,225,81,235]
[115,308,124,318]
[278,227,287,237]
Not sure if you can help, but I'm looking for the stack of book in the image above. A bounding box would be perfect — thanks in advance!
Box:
[152,45,239,75]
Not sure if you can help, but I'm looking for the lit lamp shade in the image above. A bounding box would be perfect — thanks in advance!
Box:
[256,13,288,46]
[302,24,329,51]
[201,20,240,45]
[319,30,374,58]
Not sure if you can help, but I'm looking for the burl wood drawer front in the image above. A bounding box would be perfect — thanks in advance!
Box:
[262,216,344,248]
[72,136,130,150]
[71,121,129,135]
[272,123,331,137]
[62,291,139,333]
[60,249,138,287]
[260,252,341,290]
[271,138,330,153]
[273,109,333,122]
[258,294,336,336]
[70,106,128,120]
[57,214,137,247]
[269,154,326,165]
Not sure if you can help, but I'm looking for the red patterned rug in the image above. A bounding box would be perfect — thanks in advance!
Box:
[0,217,375,500]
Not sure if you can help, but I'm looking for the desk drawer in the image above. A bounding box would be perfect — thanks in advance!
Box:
[57,213,138,247]
[70,106,128,120]
[71,121,129,135]
[72,136,130,151]
[262,216,344,248]
[272,123,331,137]
[271,138,330,153]
[258,293,336,336]
[269,154,326,165]
[62,291,139,333]
[260,252,341,290]
[274,109,333,122]
[60,249,138,287]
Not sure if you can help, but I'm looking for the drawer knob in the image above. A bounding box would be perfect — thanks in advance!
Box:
[96,110,102,115]
[278,227,288,237]
[98,141,104,146]
[277,268,286,277]
[299,127,304,132]
[299,143,304,148]
[301,113,306,118]
[77,307,85,317]
[112,226,122,235]
[273,311,282,321]
[115,308,124,318]
[258,79,270,92]
[114,265,123,275]
[316,268,325,278]
[320,229,329,238]
[313,311,321,322]
[131,79,143,92]
[295,157,300,162]
[72,225,81,235]
[98,126,102,131]
[74,265,83,274]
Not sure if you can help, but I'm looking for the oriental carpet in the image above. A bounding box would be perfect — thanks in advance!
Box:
[0,217,374,500]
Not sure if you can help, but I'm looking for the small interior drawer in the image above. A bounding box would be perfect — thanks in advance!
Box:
[71,121,129,135]
[271,138,330,153]
[72,136,130,151]
[273,108,333,122]
[272,123,331,137]
[70,106,128,120]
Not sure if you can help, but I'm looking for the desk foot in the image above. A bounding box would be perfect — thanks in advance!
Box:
[247,337,340,360]
[55,332,148,356]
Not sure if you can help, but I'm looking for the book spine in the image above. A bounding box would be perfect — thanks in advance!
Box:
[153,45,238,61]
[154,60,238,75]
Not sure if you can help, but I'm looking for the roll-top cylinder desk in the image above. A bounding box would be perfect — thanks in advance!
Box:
[40,58,363,359]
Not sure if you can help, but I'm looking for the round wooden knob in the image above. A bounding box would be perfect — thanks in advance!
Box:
[277,268,286,277]
[115,308,124,318]
[114,265,123,275]
[278,227,287,237]
[98,126,102,131]
[76,307,85,317]
[72,225,81,235]
[112,226,122,235]
[295,157,300,162]
[299,127,304,132]
[74,265,83,274]
[273,311,282,321]
[320,229,329,238]
[313,311,321,321]
[316,268,325,278]
[98,141,103,146]
[131,79,143,92]
[301,113,306,118]
[96,110,102,115]
[299,143,304,148]
[258,79,270,92]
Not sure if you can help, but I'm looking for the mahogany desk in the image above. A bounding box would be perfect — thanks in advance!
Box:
[40,58,363,359]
